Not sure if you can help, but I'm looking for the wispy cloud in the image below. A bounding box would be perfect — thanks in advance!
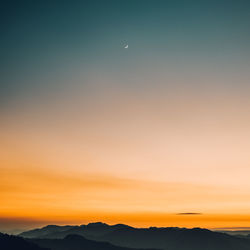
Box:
[176,213,202,215]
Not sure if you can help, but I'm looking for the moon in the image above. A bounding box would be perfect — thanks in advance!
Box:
[124,45,128,49]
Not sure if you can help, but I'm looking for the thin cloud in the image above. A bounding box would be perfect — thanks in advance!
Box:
[176,213,202,215]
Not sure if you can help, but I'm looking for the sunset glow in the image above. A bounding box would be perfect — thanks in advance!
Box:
[1,0,250,233]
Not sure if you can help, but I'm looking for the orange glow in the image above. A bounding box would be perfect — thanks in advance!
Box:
[1,87,250,230]
[1,165,250,229]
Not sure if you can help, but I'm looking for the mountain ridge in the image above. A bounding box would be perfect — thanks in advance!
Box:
[29,233,159,250]
[0,233,49,250]
[19,222,250,250]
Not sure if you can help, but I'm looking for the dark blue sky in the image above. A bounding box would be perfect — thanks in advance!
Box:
[1,0,250,107]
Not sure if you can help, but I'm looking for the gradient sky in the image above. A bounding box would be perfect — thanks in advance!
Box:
[1,0,250,232]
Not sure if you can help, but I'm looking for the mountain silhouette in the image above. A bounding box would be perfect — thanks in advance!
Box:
[19,225,75,239]
[19,222,250,250]
[29,234,158,250]
[0,233,49,250]
[20,222,132,239]
[96,227,250,250]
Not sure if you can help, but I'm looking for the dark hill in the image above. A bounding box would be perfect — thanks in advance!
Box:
[19,225,75,239]
[20,223,250,250]
[97,227,250,250]
[20,222,131,239]
[29,234,158,250]
[0,233,49,250]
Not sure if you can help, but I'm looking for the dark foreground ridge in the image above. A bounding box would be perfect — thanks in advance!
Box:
[0,233,49,250]
[0,232,157,250]
[16,222,250,250]
[30,234,158,250]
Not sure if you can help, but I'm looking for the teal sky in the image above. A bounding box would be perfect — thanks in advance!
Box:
[2,0,250,108]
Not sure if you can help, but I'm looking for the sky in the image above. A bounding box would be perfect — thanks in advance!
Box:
[1,0,250,232]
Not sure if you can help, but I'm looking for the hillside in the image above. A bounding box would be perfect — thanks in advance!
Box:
[19,223,250,250]
[0,233,49,250]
